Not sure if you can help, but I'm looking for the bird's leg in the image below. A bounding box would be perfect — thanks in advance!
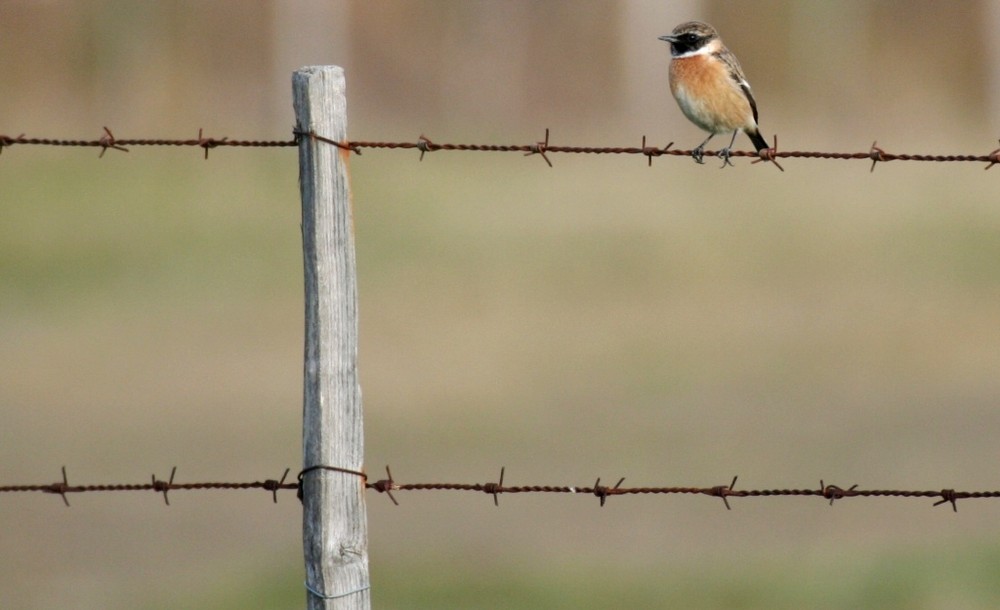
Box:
[717,130,739,168]
[691,133,715,165]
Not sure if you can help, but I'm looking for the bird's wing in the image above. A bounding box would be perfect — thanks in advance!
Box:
[739,80,759,124]
[718,50,760,125]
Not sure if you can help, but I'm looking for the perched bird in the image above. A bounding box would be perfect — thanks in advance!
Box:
[659,21,772,167]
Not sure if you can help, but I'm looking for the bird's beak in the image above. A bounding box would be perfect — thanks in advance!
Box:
[658,34,677,43]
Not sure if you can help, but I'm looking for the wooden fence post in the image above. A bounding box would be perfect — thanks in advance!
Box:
[293,66,370,609]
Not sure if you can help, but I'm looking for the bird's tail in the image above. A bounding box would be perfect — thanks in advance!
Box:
[747,129,770,153]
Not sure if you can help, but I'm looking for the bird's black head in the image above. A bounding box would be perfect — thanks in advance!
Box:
[658,21,718,56]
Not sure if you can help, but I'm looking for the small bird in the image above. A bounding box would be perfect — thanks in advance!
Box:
[659,21,772,168]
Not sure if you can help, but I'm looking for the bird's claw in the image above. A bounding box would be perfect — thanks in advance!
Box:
[691,145,706,164]
[718,147,734,168]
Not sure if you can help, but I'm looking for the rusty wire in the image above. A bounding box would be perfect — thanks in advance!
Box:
[362,468,996,512]
[0,466,296,506]
[336,132,1000,172]
[3,465,999,512]
[2,128,999,170]
[0,127,296,159]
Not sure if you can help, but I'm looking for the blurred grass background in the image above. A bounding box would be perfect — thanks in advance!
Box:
[3,1,1000,608]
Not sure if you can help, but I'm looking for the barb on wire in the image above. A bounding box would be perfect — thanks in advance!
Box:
[195,128,227,159]
[708,475,740,510]
[98,127,128,157]
[417,134,433,161]
[593,476,627,507]
[869,141,887,172]
[526,128,552,167]
[152,467,177,505]
[263,468,292,504]
[641,135,673,167]
[986,140,1000,170]
[370,465,400,506]
[752,135,784,171]
[485,467,505,507]
[821,480,859,506]
[48,466,71,506]
[934,489,959,512]
[0,133,26,155]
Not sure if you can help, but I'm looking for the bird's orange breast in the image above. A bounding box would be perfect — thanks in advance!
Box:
[669,54,754,133]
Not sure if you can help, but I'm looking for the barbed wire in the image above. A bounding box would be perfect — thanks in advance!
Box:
[4,465,999,512]
[2,127,999,171]
[0,467,297,506]
[0,127,297,159]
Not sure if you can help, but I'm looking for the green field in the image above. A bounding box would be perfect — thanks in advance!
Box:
[4,145,1000,608]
